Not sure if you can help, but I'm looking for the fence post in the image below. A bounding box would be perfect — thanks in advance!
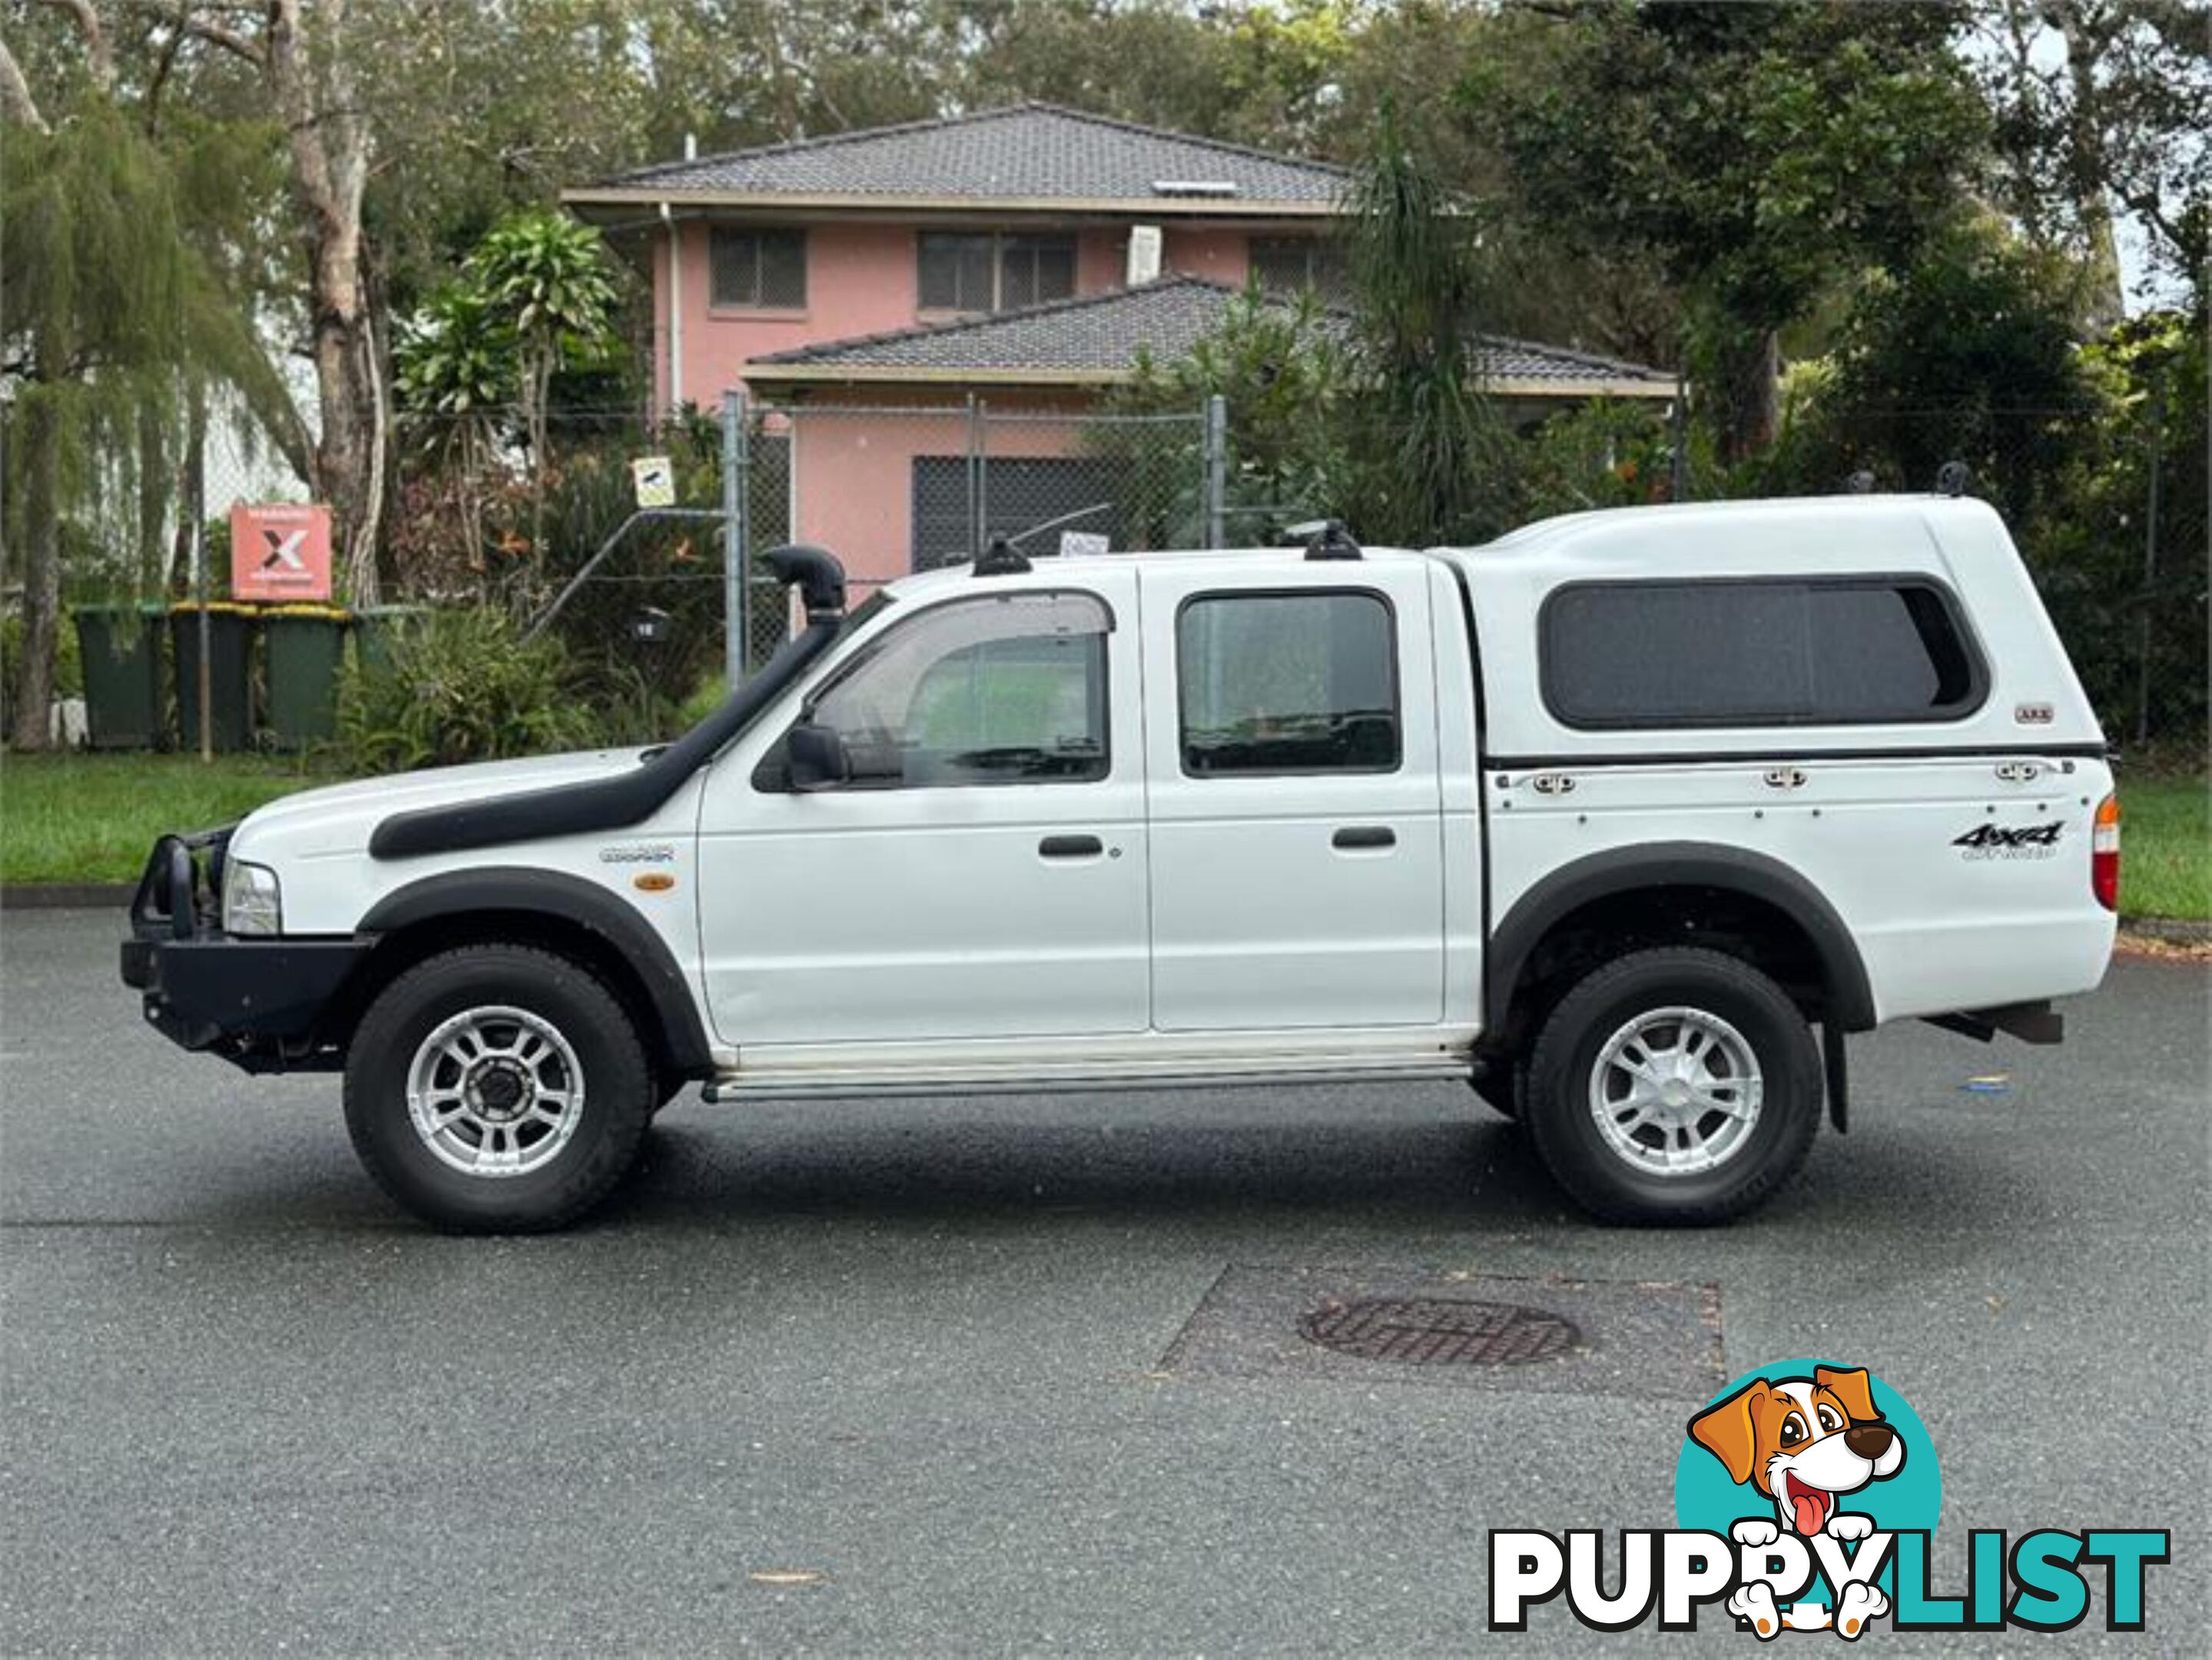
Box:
[963,393,980,555]
[1669,374,1690,503]
[190,455,211,763]
[2132,366,2167,749]
[1203,393,1227,549]
[976,397,992,549]
[722,387,746,688]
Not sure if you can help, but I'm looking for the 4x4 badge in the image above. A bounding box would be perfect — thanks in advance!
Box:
[1953,822,2062,858]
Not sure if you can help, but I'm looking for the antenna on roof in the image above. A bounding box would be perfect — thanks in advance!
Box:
[970,503,1115,576]
[1935,460,1970,499]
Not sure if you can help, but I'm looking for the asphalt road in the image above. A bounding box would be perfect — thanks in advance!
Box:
[2,908,2205,1656]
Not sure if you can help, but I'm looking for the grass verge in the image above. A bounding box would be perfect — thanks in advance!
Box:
[2119,775,2209,923]
[2,753,344,885]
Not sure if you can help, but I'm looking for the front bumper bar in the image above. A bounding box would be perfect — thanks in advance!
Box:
[121,832,369,1070]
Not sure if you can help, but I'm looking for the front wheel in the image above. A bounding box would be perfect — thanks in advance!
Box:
[344,945,652,1233]
[1522,948,1821,1225]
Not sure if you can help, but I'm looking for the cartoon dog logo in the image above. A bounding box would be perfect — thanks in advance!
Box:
[1690,1365,1905,1638]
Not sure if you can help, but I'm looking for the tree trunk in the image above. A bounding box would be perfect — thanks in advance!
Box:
[136,397,169,591]
[267,0,386,605]
[1717,328,1781,466]
[9,400,63,752]
[307,229,386,605]
[168,389,206,594]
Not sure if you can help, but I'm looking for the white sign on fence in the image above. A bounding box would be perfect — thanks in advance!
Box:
[1060,530,1110,558]
[630,456,675,509]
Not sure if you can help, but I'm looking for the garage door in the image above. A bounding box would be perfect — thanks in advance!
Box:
[911,456,1116,572]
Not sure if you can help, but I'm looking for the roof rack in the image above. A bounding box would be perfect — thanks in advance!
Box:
[973,534,1033,576]
[1284,518,1361,561]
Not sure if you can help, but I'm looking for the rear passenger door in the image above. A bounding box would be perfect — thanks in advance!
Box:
[1139,561,1445,1031]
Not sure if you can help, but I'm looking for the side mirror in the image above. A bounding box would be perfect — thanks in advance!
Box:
[785,721,851,792]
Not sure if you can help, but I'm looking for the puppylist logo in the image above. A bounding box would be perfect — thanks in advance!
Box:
[1489,1359,2168,1639]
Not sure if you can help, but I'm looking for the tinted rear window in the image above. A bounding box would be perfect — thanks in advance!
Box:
[1541,579,1982,729]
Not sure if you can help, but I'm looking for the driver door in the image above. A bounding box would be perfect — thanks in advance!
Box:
[694,573,1149,1049]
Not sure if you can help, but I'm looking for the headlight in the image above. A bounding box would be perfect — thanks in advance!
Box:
[221,858,283,936]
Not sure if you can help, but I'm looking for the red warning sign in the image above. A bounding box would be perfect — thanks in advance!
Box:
[230,502,333,602]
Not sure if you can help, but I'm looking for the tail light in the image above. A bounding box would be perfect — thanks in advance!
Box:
[2091,793,2121,911]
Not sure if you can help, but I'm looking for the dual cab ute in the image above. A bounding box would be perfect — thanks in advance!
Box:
[122,496,2119,1232]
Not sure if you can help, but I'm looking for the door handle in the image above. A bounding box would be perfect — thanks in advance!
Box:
[1038,834,1104,859]
[1332,825,1395,850]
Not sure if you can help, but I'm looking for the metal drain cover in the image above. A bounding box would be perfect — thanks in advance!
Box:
[1160,1267,1717,1396]
[1298,1296,1578,1366]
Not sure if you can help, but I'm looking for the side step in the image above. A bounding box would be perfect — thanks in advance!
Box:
[705,1061,1472,1104]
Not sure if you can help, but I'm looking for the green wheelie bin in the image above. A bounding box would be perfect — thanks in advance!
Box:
[169,602,256,752]
[261,604,353,747]
[74,602,167,750]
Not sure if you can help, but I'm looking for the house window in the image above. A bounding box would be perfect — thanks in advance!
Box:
[709,227,807,309]
[1250,237,1348,302]
[1176,591,1401,776]
[1539,578,1986,729]
[919,232,1076,314]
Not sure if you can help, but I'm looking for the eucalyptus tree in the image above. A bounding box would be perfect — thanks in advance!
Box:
[1482,1,1982,462]
[1975,0,2210,314]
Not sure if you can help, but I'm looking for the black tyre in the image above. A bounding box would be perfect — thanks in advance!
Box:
[344,944,652,1233]
[1522,947,1821,1225]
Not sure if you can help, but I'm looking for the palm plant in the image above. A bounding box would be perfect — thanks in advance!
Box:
[1340,104,1520,545]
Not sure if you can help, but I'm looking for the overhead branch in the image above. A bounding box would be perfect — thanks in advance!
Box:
[0,35,49,131]
[128,0,265,67]
[143,14,185,132]
[34,0,113,90]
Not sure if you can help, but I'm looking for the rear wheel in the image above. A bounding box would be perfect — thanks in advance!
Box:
[1522,947,1820,1225]
[344,945,652,1233]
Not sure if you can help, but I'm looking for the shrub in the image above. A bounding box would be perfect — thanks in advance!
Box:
[675,673,728,730]
[335,606,599,773]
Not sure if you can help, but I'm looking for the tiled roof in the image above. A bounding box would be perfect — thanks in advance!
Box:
[744,277,1675,393]
[751,278,1242,374]
[580,103,1347,205]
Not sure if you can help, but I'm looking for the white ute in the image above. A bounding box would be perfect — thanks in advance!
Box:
[122,496,2121,1231]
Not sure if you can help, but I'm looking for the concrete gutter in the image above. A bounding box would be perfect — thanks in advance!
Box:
[2,883,134,910]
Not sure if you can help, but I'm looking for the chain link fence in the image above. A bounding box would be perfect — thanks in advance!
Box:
[347,396,1222,742]
[29,381,2199,760]
[1686,397,2207,755]
[734,396,1218,664]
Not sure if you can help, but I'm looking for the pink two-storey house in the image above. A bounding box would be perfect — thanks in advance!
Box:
[563,104,1670,586]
